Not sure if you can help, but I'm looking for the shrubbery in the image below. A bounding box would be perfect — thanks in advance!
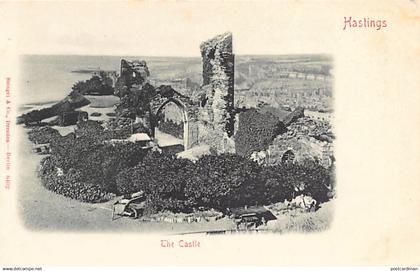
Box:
[72,73,114,96]
[48,135,149,193]
[116,153,195,212]
[115,152,332,214]
[36,120,332,210]
[235,109,287,157]
[184,154,263,209]
[261,161,331,204]
[28,127,61,144]
[40,156,106,202]
[38,122,149,201]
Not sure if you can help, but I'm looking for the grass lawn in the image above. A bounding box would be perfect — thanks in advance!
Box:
[85,95,120,108]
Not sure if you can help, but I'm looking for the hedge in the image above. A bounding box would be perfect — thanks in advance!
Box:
[116,152,196,213]
[37,121,150,201]
[39,157,106,202]
[35,121,332,209]
[235,108,287,157]
[115,152,333,213]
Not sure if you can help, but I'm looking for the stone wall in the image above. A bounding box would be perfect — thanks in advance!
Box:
[115,59,150,97]
[263,112,334,168]
[113,33,237,153]
[120,59,150,86]
[200,32,235,138]
[266,135,333,168]
[197,32,236,153]
[150,85,201,150]
[281,116,334,142]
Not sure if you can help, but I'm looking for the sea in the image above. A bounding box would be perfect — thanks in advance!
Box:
[19,54,331,108]
[18,55,202,107]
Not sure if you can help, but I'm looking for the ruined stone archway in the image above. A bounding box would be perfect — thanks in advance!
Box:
[153,98,189,151]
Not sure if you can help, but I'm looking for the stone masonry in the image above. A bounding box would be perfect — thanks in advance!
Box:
[200,32,235,138]
[113,33,237,153]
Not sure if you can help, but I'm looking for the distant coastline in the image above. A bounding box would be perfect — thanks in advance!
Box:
[71,68,116,74]
[18,101,60,114]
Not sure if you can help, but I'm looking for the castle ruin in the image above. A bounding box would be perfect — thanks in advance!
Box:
[115,32,236,153]
[200,32,235,137]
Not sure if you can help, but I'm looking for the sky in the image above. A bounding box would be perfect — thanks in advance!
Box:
[0,1,357,56]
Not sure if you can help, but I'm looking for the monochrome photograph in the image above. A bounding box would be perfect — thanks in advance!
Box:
[16,32,335,233]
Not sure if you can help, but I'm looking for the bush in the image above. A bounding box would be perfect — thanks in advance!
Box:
[41,124,332,209]
[261,165,295,203]
[185,154,264,209]
[116,153,331,213]
[48,125,149,195]
[72,74,114,96]
[116,152,193,195]
[28,127,61,144]
[115,152,332,214]
[294,160,332,203]
[39,157,106,202]
[39,141,149,202]
[116,152,196,212]
[263,160,331,203]
[235,108,287,157]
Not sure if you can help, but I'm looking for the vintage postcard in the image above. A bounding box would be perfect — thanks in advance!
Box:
[0,0,419,267]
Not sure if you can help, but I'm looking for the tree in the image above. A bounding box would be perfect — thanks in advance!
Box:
[72,75,114,95]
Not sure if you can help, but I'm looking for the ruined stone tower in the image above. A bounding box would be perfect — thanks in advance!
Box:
[200,32,235,138]
[113,33,236,153]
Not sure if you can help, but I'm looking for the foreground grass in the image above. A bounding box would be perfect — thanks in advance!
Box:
[85,95,120,108]
[271,200,334,233]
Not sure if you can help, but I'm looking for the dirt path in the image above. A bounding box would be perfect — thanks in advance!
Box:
[17,125,234,233]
